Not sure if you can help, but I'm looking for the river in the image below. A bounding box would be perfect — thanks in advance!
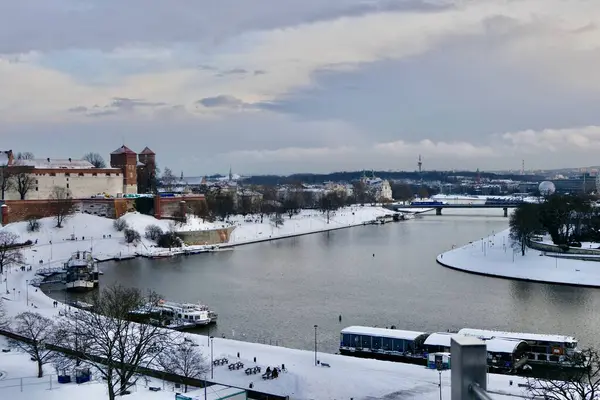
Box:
[44,210,600,354]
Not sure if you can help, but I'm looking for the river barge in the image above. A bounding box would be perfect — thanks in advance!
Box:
[339,326,582,376]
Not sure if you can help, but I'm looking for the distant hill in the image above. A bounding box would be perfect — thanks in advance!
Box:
[240,170,541,186]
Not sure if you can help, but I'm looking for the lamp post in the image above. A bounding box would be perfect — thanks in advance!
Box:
[0,152,8,201]
[314,325,318,366]
[25,280,28,306]
[210,336,214,379]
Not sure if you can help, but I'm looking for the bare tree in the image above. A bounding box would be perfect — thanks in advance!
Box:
[16,152,34,160]
[0,231,24,274]
[9,312,63,377]
[0,166,13,200]
[13,167,36,200]
[157,341,208,392]
[83,152,107,168]
[61,285,177,400]
[49,186,75,228]
[161,167,176,191]
[526,348,600,399]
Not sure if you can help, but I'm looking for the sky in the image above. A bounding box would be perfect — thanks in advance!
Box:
[2,0,600,175]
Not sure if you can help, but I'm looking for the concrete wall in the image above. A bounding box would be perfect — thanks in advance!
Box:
[176,226,235,245]
[5,170,123,200]
[529,240,600,255]
[156,196,207,219]
[79,198,135,219]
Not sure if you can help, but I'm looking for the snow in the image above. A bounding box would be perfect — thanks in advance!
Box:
[423,332,455,347]
[0,208,533,399]
[458,328,577,345]
[341,326,426,341]
[437,228,600,287]
[485,339,527,354]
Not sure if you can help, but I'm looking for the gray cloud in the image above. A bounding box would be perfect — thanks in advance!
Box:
[68,106,88,113]
[0,0,452,53]
[196,95,247,108]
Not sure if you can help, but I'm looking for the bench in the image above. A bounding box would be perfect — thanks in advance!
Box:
[321,362,331,368]
[148,387,161,392]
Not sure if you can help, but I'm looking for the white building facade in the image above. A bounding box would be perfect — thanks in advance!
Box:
[4,158,124,200]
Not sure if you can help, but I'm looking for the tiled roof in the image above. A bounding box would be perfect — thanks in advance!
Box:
[139,147,155,155]
[111,145,136,155]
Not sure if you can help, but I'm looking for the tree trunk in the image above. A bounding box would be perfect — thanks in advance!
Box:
[108,383,116,400]
[37,360,43,378]
[521,239,526,256]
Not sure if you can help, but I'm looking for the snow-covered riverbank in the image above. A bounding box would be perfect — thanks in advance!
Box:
[437,229,600,287]
[0,206,395,264]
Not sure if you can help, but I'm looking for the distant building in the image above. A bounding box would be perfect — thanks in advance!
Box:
[362,175,393,201]
[136,147,157,194]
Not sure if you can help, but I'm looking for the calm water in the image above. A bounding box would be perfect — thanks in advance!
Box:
[45,211,600,354]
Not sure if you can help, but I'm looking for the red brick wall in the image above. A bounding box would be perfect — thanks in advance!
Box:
[3,200,64,223]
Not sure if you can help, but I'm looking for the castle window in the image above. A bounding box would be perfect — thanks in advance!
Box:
[106,173,111,176]
[35,180,38,184]
[35,187,38,191]
[92,173,97,177]
[49,172,56,176]
[66,183,69,189]
[65,173,70,177]
[78,173,84,176]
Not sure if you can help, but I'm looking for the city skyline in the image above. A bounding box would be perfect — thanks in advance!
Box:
[2,0,600,174]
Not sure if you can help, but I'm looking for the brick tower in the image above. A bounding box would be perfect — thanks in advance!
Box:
[110,145,138,194]
[137,147,156,193]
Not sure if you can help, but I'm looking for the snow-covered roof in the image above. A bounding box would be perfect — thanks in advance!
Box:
[341,326,426,341]
[17,158,105,169]
[423,332,455,347]
[0,152,8,166]
[111,145,136,155]
[485,338,527,354]
[458,328,577,344]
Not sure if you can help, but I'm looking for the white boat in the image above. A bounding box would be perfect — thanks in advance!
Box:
[134,300,218,328]
[64,251,99,292]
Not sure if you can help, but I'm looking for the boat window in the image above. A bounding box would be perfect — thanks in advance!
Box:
[372,336,382,350]
[549,355,560,362]
[392,339,404,352]
[382,337,392,351]
[361,335,372,349]
[342,334,352,346]
[352,335,361,347]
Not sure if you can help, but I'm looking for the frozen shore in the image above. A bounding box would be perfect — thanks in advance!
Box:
[437,229,600,287]
[0,206,396,264]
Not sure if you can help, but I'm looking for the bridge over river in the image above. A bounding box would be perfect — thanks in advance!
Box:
[385,203,521,217]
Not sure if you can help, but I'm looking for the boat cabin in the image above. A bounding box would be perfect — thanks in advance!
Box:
[340,326,428,355]
[458,328,578,365]
[485,338,528,370]
[423,332,455,354]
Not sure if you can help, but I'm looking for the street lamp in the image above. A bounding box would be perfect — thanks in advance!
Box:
[314,325,318,366]
[25,280,28,306]
[210,336,214,379]
[0,152,8,201]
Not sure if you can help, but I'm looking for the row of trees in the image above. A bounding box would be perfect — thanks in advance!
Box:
[0,285,208,399]
[509,194,600,255]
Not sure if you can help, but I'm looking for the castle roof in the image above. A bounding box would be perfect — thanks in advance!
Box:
[18,158,103,169]
[111,145,136,155]
[139,147,155,155]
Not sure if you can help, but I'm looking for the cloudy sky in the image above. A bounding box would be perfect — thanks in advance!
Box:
[2,0,600,175]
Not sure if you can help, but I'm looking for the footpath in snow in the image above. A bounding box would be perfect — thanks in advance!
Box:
[437,228,600,287]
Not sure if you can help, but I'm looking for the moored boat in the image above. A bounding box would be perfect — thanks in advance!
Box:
[339,325,581,376]
[131,299,218,330]
[64,251,99,292]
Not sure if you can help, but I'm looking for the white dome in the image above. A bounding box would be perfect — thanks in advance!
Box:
[539,181,556,195]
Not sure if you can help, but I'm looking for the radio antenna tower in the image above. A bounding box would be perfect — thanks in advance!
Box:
[418,155,422,174]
